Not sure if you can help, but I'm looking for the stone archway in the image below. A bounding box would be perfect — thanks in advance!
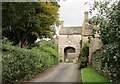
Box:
[64,47,76,62]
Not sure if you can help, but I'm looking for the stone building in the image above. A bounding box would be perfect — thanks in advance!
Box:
[56,11,93,62]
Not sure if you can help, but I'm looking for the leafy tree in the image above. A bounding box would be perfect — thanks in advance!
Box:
[89,1,120,45]
[2,2,59,48]
[89,1,120,83]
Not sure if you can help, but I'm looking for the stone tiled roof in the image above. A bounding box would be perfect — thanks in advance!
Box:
[59,26,82,35]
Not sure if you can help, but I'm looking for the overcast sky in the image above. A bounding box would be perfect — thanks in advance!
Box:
[58,0,95,26]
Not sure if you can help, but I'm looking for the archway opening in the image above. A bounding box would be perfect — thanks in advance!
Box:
[64,47,76,62]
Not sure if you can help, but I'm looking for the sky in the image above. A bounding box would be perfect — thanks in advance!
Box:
[58,0,95,26]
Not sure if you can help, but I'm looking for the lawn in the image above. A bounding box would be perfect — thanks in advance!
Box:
[81,68,109,84]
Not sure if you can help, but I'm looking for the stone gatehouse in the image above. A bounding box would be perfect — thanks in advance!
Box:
[58,26,82,62]
[56,11,93,62]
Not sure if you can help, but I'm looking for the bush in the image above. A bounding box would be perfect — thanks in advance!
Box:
[32,39,59,65]
[2,39,59,84]
[92,42,120,84]
[79,41,89,69]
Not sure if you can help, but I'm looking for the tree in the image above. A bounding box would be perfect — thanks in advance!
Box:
[89,1,120,83]
[89,0,120,45]
[2,2,59,48]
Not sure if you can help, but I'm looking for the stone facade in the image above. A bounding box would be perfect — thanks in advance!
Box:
[56,11,92,62]
[58,34,81,62]
[55,11,103,63]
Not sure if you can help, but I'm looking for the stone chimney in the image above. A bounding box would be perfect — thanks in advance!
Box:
[82,11,89,39]
[60,21,64,28]
[84,11,88,22]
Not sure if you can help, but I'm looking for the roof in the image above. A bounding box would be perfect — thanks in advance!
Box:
[59,26,82,35]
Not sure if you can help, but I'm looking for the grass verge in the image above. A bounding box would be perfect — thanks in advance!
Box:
[81,68,109,84]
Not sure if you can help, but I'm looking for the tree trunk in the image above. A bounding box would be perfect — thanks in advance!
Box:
[20,39,29,48]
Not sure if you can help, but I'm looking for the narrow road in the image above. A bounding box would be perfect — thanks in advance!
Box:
[29,63,81,82]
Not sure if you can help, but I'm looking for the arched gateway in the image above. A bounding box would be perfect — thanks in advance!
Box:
[64,47,76,62]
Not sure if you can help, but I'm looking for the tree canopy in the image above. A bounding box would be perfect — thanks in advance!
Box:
[2,2,60,48]
[89,1,120,45]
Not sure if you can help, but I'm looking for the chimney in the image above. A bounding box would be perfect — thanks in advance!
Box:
[84,11,88,22]
[60,21,64,28]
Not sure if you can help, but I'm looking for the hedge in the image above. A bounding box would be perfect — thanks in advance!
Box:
[2,39,59,84]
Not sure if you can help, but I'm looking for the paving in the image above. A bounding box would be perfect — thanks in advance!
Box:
[29,63,81,82]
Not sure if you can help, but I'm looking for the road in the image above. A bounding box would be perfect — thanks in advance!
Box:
[29,63,81,82]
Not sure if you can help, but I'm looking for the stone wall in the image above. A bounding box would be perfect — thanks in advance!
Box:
[58,34,81,62]
[59,26,82,35]
[58,35,81,45]
[89,37,104,64]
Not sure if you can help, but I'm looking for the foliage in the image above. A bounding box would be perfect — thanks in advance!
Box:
[79,41,89,69]
[32,39,58,52]
[2,2,59,48]
[89,1,120,45]
[92,43,120,84]
[90,1,120,83]
[81,41,89,57]
[32,39,59,65]
[2,39,59,84]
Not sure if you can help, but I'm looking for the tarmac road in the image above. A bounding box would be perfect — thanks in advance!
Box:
[29,63,81,82]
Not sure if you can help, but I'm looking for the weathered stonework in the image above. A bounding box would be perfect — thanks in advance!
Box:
[56,11,92,62]
[88,26,104,66]
[58,34,81,62]
[55,11,103,63]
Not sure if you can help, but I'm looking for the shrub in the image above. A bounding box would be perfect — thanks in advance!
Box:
[79,41,89,69]
[2,39,59,84]
[92,42,120,84]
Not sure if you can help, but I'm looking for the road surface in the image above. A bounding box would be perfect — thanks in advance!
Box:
[29,63,81,82]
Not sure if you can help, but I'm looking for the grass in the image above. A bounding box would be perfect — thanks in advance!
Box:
[81,68,109,84]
